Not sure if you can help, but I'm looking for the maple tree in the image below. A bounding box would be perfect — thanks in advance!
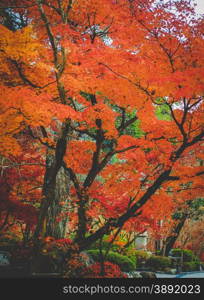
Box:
[168,197,204,258]
[175,216,204,260]
[0,0,203,261]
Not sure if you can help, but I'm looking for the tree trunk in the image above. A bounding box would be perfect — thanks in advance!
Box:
[46,166,70,238]
[74,194,88,246]
[33,149,57,242]
[22,224,31,246]
[33,121,71,244]
[162,214,188,256]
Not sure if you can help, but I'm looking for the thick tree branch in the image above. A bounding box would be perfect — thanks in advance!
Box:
[10,59,56,89]
[117,107,138,134]
[83,119,104,188]
[11,59,41,88]
[63,162,81,198]
[28,126,55,150]
[171,130,204,161]
[83,144,138,189]
[36,0,58,65]
[167,102,187,141]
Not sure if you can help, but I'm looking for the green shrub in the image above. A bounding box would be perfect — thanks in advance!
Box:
[183,262,200,272]
[123,249,150,268]
[86,250,136,272]
[146,255,171,271]
[171,249,199,262]
[134,250,151,267]
[119,248,138,267]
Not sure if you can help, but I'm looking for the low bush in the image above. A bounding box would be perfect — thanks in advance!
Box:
[86,250,136,272]
[120,249,150,268]
[134,250,151,267]
[171,249,199,262]
[119,248,138,267]
[146,255,171,271]
[182,262,200,272]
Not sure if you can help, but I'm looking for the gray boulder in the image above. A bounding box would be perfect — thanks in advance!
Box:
[140,271,157,278]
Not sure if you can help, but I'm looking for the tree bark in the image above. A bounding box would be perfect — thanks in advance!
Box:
[46,166,70,238]
[33,121,70,243]
[162,214,188,256]
[33,149,57,242]
[74,193,88,245]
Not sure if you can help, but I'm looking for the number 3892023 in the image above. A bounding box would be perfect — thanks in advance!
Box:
[153,284,200,294]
